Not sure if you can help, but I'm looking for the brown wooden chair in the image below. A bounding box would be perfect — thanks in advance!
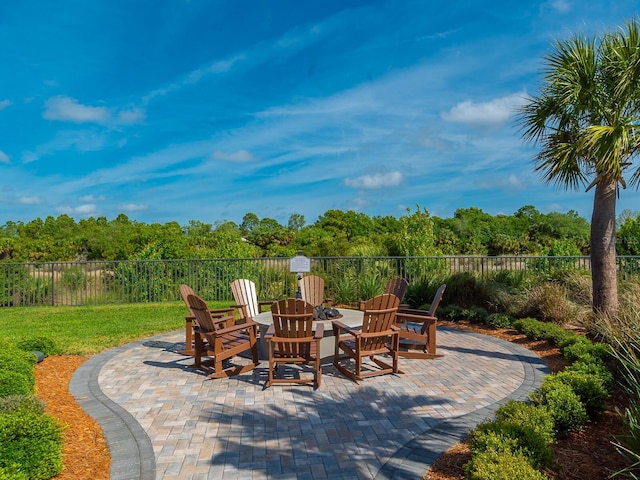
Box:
[332,293,400,381]
[358,277,408,310]
[394,284,446,359]
[385,277,409,305]
[299,274,333,307]
[178,284,235,356]
[230,279,274,322]
[265,298,323,388]
[186,293,259,379]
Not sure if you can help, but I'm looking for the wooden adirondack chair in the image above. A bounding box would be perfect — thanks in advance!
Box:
[357,277,408,310]
[186,293,259,379]
[394,284,446,359]
[230,279,274,322]
[178,284,234,356]
[332,293,401,381]
[265,298,323,388]
[299,274,333,307]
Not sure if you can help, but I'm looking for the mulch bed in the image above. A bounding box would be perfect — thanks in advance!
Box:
[33,321,630,480]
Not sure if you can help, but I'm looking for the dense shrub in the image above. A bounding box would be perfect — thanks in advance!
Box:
[0,411,64,480]
[15,337,61,357]
[0,372,33,398]
[494,400,555,444]
[486,313,515,329]
[561,337,610,365]
[565,360,614,392]
[547,370,609,415]
[465,450,548,480]
[438,304,466,321]
[0,395,45,415]
[470,406,554,469]
[0,350,37,388]
[513,318,562,341]
[0,465,28,480]
[531,379,588,436]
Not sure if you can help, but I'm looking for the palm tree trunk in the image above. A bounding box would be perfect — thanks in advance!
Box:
[590,178,618,318]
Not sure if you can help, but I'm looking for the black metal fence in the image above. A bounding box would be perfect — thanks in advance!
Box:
[0,255,638,307]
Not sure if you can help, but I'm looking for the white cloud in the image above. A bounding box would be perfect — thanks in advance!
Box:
[542,0,572,14]
[212,150,256,162]
[344,171,403,189]
[57,204,98,216]
[79,195,106,202]
[44,96,110,124]
[0,100,11,111]
[118,203,148,212]
[43,96,146,126]
[0,150,9,163]
[18,196,41,205]
[117,108,145,124]
[442,93,527,130]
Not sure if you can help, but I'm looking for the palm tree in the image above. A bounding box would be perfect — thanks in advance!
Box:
[519,19,640,318]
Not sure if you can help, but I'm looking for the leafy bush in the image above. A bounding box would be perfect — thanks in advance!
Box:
[0,372,33,398]
[565,360,614,393]
[0,395,45,415]
[0,411,64,480]
[466,306,489,323]
[513,318,562,341]
[465,450,548,480]
[494,400,555,445]
[0,350,37,387]
[486,313,515,329]
[15,337,61,357]
[530,378,588,436]
[470,402,554,469]
[561,337,610,365]
[0,465,28,480]
[439,304,466,321]
[445,272,490,308]
[550,370,609,415]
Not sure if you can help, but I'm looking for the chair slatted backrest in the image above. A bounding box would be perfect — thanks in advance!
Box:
[385,278,408,304]
[180,284,196,316]
[270,298,315,357]
[187,294,232,333]
[361,293,400,351]
[421,284,446,334]
[300,275,325,307]
[230,279,260,319]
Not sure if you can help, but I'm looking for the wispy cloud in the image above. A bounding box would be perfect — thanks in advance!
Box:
[57,204,98,216]
[17,196,41,205]
[44,96,110,124]
[43,96,145,126]
[442,93,528,131]
[212,150,256,162]
[0,150,9,164]
[0,99,11,111]
[118,203,148,212]
[344,171,403,189]
[22,130,108,163]
[79,194,106,202]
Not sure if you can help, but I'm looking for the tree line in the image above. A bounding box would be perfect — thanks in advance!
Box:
[0,204,637,263]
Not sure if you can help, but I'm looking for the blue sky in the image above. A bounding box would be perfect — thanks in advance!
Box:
[1,0,640,227]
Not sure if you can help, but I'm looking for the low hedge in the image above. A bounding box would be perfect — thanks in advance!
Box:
[0,411,64,480]
[464,449,548,480]
[0,372,33,398]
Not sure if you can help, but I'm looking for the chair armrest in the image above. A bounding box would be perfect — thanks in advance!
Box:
[258,300,274,312]
[357,300,366,311]
[185,314,195,321]
[314,323,324,339]
[331,319,359,337]
[216,320,258,336]
[264,323,275,339]
[209,307,235,317]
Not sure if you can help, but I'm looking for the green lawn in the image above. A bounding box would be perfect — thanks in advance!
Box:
[0,301,231,355]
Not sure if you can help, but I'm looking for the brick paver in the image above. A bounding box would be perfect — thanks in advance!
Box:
[71,327,549,479]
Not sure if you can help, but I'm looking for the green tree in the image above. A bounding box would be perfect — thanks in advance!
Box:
[519,19,640,317]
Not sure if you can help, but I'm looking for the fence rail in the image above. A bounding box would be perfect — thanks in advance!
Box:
[0,255,638,307]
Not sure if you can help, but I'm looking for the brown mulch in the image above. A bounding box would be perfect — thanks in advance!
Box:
[34,355,110,480]
[33,322,629,480]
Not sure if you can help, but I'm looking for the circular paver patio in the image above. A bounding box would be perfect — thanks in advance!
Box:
[70,326,549,480]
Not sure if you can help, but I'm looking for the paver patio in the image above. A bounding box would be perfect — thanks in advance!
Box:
[70,326,549,480]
